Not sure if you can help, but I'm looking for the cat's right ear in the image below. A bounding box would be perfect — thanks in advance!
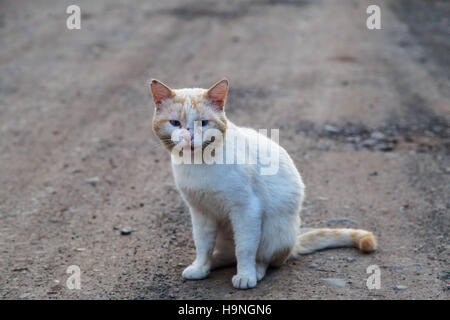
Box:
[150,79,175,107]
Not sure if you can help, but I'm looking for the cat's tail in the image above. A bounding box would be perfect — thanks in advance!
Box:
[293,228,377,255]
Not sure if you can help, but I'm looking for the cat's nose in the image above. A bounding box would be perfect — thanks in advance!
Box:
[181,132,192,143]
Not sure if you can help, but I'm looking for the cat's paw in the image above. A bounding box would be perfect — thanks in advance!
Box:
[232,273,257,289]
[182,264,209,280]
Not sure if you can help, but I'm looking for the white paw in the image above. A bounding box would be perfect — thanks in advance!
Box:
[182,264,209,280]
[232,273,257,289]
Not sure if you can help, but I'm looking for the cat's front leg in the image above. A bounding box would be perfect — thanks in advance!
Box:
[229,197,262,289]
[182,209,217,280]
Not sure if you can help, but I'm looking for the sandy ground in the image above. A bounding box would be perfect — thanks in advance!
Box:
[0,0,448,300]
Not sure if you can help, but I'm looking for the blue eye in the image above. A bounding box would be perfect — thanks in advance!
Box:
[169,120,181,127]
[201,120,209,127]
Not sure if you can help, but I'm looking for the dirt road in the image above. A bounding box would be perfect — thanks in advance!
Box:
[0,0,448,299]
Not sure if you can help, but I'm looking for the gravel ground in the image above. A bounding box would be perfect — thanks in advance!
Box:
[0,0,448,299]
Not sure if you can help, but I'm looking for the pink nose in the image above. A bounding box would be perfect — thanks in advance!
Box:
[182,132,192,143]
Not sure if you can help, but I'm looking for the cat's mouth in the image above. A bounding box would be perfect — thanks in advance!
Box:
[180,139,217,152]
[183,145,195,151]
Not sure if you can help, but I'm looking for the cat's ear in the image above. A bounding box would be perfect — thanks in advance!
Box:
[206,78,229,111]
[150,79,175,106]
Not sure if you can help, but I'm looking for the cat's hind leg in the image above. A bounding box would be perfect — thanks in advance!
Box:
[255,262,268,281]
[257,210,298,270]
[211,228,236,270]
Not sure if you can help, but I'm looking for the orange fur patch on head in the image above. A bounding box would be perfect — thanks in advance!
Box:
[187,95,202,113]
[172,95,186,107]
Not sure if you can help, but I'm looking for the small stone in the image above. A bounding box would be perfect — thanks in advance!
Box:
[324,125,339,134]
[308,263,318,269]
[437,272,448,280]
[371,132,385,140]
[392,285,407,291]
[346,257,355,262]
[346,136,361,144]
[46,187,57,195]
[375,143,394,152]
[321,278,347,288]
[121,227,133,235]
[362,138,377,147]
[48,284,62,294]
[85,177,99,186]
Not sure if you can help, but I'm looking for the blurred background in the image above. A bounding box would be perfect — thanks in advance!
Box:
[0,0,448,299]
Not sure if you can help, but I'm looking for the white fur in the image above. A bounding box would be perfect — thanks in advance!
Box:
[172,121,305,289]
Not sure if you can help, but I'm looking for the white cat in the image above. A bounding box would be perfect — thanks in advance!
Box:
[150,78,377,289]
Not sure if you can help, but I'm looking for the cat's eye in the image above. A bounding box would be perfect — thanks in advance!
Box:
[169,120,181,127]
[201,120,209,127]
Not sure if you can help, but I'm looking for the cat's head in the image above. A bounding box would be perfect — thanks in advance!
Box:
[150,79,228,152]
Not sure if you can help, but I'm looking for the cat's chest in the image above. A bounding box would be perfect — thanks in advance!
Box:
[171,162,232,191]
[179,187,229,217]
[171,163,244,217]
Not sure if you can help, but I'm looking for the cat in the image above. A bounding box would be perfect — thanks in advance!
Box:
[150,78,377,289]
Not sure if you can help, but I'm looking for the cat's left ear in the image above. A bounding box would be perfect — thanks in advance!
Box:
[206,78,229,111]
